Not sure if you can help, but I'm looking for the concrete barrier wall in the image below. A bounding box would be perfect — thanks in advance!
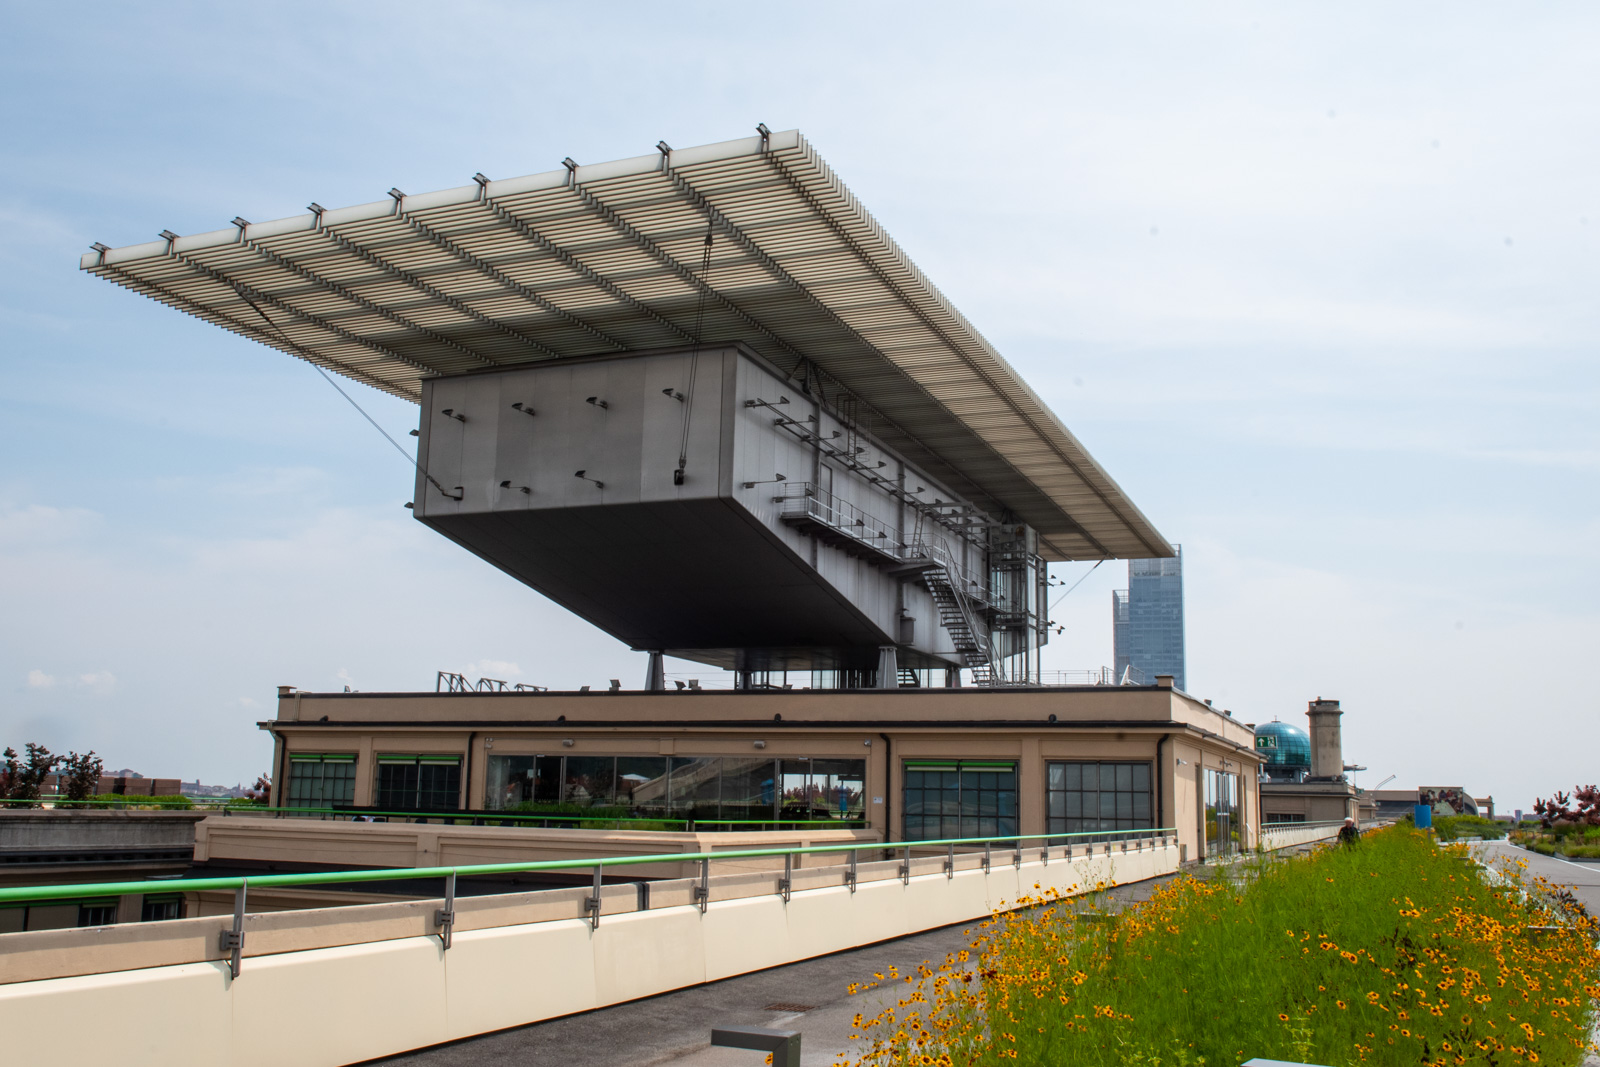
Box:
[0,843,1176,1066]
[1260,822,1344,851]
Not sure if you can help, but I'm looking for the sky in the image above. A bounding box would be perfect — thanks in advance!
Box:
[1,2,1595,810]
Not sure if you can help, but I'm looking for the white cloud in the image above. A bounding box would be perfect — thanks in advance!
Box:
[26,669,54,688]
[76,671,116,694]
[0,504,102,549]
[464,660,523,680]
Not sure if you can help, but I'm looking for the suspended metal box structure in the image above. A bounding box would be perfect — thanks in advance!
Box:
[80,128,1173,686]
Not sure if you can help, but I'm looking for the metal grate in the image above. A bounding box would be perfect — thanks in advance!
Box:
[762,1003,816,1014]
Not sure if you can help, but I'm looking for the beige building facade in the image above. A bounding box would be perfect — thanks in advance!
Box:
[263,678,1261,864]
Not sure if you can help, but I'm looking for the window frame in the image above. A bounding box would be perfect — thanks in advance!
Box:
[901,759,1019,842]
[374,754,463,812]
[285,753,358,809]
[1045,760,1155,838]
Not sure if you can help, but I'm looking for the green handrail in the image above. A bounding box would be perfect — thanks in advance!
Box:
[0,827,1176,906]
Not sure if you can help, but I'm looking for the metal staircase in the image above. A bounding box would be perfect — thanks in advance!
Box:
[919,544,995,686]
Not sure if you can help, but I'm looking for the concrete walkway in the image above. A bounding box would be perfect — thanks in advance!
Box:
[1474,839,1600,915]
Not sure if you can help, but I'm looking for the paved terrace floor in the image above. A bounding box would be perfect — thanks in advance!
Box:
[372,876,1174,1067]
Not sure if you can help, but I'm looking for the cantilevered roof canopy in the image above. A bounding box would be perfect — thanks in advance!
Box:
[81,128,1171,562]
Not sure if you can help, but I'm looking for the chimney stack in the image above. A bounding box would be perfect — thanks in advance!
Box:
[1306,697,1343,780]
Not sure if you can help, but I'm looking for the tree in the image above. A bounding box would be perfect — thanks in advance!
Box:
[0,743,60,806]
[1533,785,1600,829]
[244,773,271,804]
[60,750,104,802]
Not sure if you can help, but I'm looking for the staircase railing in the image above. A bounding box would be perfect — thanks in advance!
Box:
[920,541,996,686]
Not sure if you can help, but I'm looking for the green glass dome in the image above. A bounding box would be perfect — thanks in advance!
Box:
[1255,720,1311,779]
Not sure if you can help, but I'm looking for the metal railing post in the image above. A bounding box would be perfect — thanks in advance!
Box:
[219,880,246,979]
[695,857,710,913]
[900,844,910,885]
[982,841,991,874]
[586,865,602,929]
[1014,840,1021,868]
[436,871,456,950]
[711,1026,801,1067]
[846,849,857,893]
[945,841,954,879]
[779,852,792,903]
[1065,842,1072,860]
[1041,839,1049,866]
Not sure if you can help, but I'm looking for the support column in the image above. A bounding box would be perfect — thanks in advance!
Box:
[644,651,665,691]
[876,646,898,688]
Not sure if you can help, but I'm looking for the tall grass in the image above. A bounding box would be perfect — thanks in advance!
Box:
[843,827,1599,1067]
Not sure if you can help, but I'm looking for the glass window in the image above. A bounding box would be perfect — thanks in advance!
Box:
[286,754,357,809]
[668,757,722,815]
[77,901,118,927]
[616,757,670,808]
[1204,768,1240,857]
[718,758,776,822]
[141,896,182,922]
[563,756,617,806]
[1047,761,1154,838]
[902,761,1017,842]
[375,756,461,811]
[482,754,866,823]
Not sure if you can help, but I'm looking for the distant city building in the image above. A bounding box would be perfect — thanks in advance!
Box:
[1113,546,1186,691]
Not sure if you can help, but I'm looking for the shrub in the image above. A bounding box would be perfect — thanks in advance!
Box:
[1,743,58,805]
[1433,815,1508,841]
[83,793,194,810]
[845,827,1600,1067]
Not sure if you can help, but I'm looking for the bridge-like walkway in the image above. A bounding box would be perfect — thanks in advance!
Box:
[376,876,1176,1067]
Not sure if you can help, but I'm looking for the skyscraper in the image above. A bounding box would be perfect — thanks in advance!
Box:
[1112,545,1185,690]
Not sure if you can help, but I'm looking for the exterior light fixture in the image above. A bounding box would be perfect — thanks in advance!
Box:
[387,188,405,201]
[656,141,672,156]
[585,396,608,409]
[574,470,604,489]
[231,217,250,229]
[608,679,621,692]
[472,173,489,187]
[753,740,767,749]
[498,480,531,495]
[562,739,575,747]
[562,157,578,173]
[441,408,465,422]
[662,388,685,401]
[510,402,535,416]
[742,473,787,489]
[674,680,686,690]
[409,429,419,436]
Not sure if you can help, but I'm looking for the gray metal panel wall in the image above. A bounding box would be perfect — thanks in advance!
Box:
[413,346,976,671]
